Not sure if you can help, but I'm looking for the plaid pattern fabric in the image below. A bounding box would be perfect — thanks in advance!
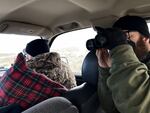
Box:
[0,53,67,110]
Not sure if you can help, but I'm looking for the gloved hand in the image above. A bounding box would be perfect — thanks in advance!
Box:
[97,28,128,50]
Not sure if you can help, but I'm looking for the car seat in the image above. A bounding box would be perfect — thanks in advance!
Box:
[63,50,100,113]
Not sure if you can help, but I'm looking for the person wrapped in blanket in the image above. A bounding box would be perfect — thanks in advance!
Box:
[0,51,67,112]
[25,39,76,89]
[96,16,150,113]
[0,39,77,112]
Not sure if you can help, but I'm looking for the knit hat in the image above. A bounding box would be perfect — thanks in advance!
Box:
[113,15,150,37]
[25,39,49,57]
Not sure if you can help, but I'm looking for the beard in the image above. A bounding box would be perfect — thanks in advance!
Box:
[133,37,149,61]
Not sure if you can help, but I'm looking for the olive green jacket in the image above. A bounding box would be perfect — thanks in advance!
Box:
[98,45,150,113]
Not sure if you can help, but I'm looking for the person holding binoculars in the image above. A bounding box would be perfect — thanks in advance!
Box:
[87,15,150,113]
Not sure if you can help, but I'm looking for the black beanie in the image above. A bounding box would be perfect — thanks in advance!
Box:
[25,39,49,57]
[113,15,150,37]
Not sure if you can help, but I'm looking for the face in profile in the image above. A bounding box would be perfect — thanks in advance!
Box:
[126,31,150,60]
[25,54,33,61]
[23,49,33,61]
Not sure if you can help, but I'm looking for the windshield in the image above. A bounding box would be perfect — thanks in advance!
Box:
[0,34,39,73]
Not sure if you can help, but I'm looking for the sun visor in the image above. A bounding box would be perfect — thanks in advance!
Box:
[0,21,52,38]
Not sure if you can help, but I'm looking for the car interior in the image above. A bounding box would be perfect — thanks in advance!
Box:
[0,0,150,113]
[63,50,99,113]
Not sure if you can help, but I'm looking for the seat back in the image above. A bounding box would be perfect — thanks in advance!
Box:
[82,50,98,86]
[63,50,99,113]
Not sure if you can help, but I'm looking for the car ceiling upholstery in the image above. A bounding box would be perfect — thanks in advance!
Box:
[0,0,150,37]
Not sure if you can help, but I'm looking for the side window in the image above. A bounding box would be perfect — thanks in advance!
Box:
[148,23,150,31]
[50,28,97,75]
[0,34,40,76]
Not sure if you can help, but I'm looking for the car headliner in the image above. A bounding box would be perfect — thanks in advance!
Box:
[0,0,150,37]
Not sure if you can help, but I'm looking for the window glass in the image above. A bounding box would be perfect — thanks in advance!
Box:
[148,23,150,32]
[0,34,39,76]
[50,28,97,75]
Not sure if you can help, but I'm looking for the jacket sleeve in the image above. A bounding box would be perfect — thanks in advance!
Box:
[107,44,150,113]
[98,67,119,113]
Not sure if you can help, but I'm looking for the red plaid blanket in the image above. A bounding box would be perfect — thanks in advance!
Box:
[0,53,67,110]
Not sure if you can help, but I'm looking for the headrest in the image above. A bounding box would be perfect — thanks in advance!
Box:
[82,50,99,86]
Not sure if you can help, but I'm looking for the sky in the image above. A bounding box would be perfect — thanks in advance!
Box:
[51,28,96,49]
[0,34,39,54]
